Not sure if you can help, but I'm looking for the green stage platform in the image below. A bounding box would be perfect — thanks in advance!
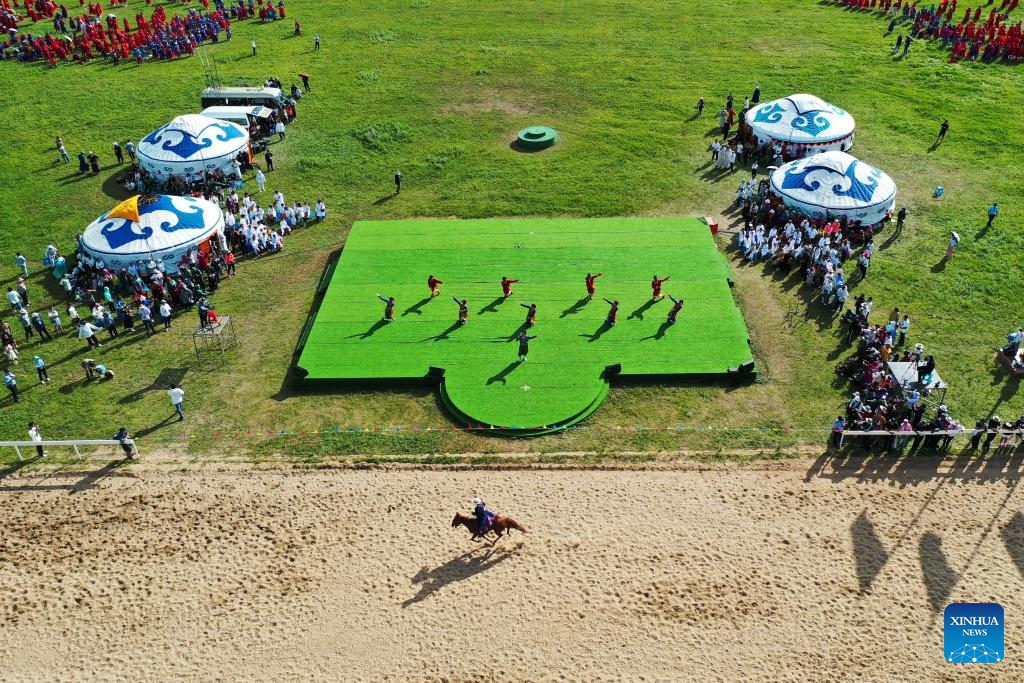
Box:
[297,217,753,434]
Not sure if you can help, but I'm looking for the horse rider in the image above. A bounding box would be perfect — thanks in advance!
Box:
[472,497,495,536]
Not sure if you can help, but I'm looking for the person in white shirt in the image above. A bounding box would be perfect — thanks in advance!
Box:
[159,300,173,330]
[28,421,45,458]
[168,384,185,422]
[255,169,266,192]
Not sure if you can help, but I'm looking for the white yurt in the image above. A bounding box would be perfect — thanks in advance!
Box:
[137,114,249,181]
[80,195,224,273]
[746,93,855,156]
[769,151,897,225]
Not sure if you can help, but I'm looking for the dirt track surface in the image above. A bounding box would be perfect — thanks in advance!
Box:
[2,460,1022,681]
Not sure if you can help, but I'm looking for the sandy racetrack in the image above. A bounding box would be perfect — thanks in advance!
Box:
[2,460,1022,681]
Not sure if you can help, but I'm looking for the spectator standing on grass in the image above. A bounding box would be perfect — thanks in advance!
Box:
[945,232,959,260]
[125,140,136,162]
[314,33,320,51]
[891,34,903,54]
[28,422,45,457]
[168,384,185,422]
[987,202,999,227]
[30,313,52,341]
[17,278,29,306]
[113,141,124,164]
[256,168,266,192]
[138,302,156,334]
[78,320,102,348]
[6,287,21,311]
[275,120,286,141]
[936,119,949,145]
[697,97,704,117]
[15,253,28,277]
[4,369,19,402]
[394,170,402,194]
[159,300,173,330]
[264,149,274,171]
[18,309,33,341]
[32,355,49,384]
[251,39,257,57]
[47,306,63,334]
[58,142,70,163]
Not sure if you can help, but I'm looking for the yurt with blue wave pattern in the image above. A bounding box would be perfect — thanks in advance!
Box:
[137,114,249,181]
[769,151,896,225]
[80,195,224,273]
[746,93,855,155]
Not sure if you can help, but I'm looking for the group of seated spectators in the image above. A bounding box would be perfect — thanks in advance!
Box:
[0,0,288,66]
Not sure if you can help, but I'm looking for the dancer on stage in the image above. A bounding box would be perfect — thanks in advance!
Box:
[603,298,619,326]
[651,275,670,299]
[377,294,396,321]
[453,296,469,324]
[521,303,537,327]
[585,272,603,300]
[517,331,537,362]
[427,274,443,297]
[501,276,520,298]
[667,295,684,324]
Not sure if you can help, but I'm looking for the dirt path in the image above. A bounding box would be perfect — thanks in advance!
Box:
[1,461,1020,681]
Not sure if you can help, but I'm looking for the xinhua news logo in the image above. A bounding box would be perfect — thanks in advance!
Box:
[944,602,1004,664]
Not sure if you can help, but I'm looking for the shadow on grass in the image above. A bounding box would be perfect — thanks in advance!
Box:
[486,360,521,385]
[347,318,392,339]
[560,297,590,318]
[478,296,506,315]
[931,258,948,273]
[402,546,514,607]
[640,320,674,340]
[508,140,550,154]
[423,321,464,342]
[627,298,660,320]
[372,194,396,205]
[100,167,134,201]
[580,321,613,342]
[506,321,530,341]
[403,297,432,316]
[119,367,190,405]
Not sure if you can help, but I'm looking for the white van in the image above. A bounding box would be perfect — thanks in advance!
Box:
[201,105,274,129]
[200,86,286,110]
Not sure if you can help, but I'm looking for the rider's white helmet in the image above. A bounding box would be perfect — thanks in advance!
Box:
[471,497,484,506]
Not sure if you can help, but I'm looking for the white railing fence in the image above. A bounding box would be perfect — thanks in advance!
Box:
[1,439,137,461]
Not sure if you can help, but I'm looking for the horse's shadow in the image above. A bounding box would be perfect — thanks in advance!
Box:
[402,546,515,608]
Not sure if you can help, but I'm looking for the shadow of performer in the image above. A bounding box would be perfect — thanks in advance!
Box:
[348,319,392,339]
[919,531,958,612]
[560,297,590,318]
[403,297,432,316]
[627,298,660,321]
[424,322,463,342]
[851,510,889,595]
[487,361,521,385]
[641,320,674,340]
[402,547,514,607]
[478,297,507,315]
[580,321,613,343]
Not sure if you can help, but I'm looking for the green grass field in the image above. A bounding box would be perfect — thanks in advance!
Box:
[0,0,1020,461]
[298,217,752,430]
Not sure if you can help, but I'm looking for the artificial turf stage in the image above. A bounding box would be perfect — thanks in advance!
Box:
[297,217,753,433]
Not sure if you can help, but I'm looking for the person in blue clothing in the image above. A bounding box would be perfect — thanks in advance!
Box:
[472,497,495,537]
[453,296,468,325]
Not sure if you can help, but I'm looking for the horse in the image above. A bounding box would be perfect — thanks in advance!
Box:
[452,511,527,543]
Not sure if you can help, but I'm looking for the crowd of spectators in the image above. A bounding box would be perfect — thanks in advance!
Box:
[0,0,291,66]
[832,0,1024,63]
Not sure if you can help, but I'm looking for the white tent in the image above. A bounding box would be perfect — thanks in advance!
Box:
[769,151,896,225]
[137,114,249,182]
[80,195,224,273]
[746,94,855,155]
